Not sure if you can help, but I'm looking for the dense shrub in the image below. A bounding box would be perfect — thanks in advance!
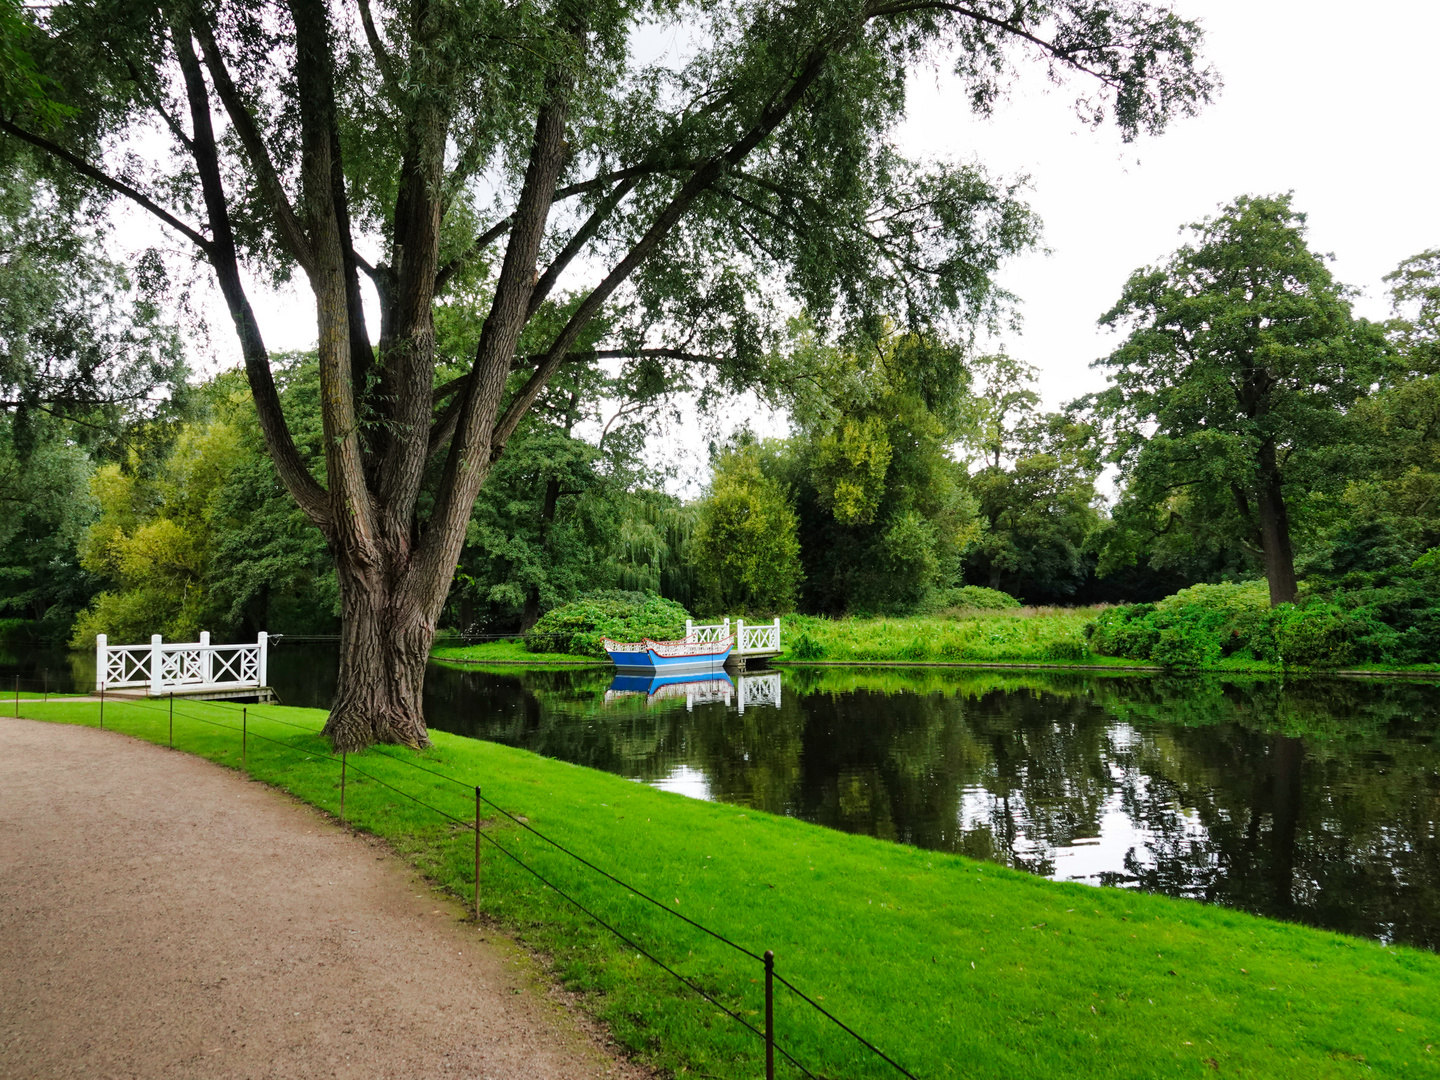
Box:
[1275,603,1355,668]
[1085,603,1160,660]
[919,585,1022,614]
[1086,581,1278,668]
[524,590,690,658]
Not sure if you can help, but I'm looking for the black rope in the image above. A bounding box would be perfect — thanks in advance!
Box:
[476,827,816,1079]
[76,692,911,1079]
[478,790,767,963]
[773,972,919,1079]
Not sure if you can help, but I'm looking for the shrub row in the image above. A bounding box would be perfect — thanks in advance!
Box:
[1085,564,1440,669]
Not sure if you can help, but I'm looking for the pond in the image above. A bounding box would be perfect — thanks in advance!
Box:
[5,640,1439,950]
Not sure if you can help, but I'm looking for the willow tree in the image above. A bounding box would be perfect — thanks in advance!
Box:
[3,0,1214,748]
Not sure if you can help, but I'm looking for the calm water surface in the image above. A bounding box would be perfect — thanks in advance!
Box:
[6,642,1438,949]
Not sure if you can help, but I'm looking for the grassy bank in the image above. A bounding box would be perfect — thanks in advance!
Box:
[430,639,600,665]
[778,609,1137,666]
[13,697,1440,1078]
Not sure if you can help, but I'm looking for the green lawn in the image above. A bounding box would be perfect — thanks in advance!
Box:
[431,639,601,665]
[16,697,1439,1078]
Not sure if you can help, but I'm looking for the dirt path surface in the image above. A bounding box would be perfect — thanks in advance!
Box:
[0,717,638,1080]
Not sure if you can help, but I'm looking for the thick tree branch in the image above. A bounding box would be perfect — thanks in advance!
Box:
[356,0,402,98]
[191,17,316,278]
[527,175,640,319]
[0,119,211,253]
[491,45,836,452]
[170,18,329,523]
[434,164,678,292]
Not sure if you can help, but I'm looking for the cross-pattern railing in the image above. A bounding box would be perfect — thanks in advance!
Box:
[686,617,782,655]
[737,672,781,713]
[95,632,269,695]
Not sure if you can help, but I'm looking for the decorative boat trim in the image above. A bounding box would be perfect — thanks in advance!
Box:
[602,635,734,673]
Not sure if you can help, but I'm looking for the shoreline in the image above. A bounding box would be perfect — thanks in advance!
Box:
[15,699,1440,1080]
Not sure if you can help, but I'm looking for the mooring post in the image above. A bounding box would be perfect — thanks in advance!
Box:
[241,706,247,766]
[474,786,482,920]
[764,949,775,1080]
[340,751,347,826]
[168,691,174,748]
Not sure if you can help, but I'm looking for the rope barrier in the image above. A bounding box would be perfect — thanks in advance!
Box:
[8,681,919,1080]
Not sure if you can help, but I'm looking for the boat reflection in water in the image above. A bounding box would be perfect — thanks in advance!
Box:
[604,670,781,713]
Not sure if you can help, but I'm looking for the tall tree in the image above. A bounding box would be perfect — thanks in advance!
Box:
[8,0,1214,747]
[1087,194,1385,606]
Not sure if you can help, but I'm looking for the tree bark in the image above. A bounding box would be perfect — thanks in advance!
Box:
[1255,440,1298,606]
[328,556,433,750]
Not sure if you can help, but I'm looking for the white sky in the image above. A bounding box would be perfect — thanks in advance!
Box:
[189,0,1440,481]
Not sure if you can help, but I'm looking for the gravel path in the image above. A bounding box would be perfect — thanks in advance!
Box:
[0,717,640,1080]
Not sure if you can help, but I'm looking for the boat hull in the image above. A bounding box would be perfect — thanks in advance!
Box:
[604,644,733,674]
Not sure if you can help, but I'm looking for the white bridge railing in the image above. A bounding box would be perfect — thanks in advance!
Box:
[95,632,269,695]
[685,617,781,656]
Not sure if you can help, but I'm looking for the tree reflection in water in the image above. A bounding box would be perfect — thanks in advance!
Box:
[423,663,1440,950]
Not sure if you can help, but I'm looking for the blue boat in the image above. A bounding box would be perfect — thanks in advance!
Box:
[602,635,733,675]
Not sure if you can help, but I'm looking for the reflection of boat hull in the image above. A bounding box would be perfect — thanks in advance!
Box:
[605,672,734,706]
[602,638,733,674]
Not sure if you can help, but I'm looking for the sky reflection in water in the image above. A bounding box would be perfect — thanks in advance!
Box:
[421,663,1440,951]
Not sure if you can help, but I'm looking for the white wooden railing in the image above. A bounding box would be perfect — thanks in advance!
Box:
[685,617,782,655]
[95,632,269,695]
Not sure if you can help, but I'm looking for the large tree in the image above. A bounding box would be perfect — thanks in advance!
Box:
[1087,194,1386,606]
[5,0,1214,747]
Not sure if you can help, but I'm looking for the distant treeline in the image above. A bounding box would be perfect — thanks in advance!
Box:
[2,194,1436,648]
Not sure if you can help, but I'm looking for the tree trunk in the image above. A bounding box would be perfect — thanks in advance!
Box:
[324,555,436,751]
[1255,441,1298,606]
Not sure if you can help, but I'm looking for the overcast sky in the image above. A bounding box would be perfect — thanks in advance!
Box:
[896,0,1440,409]
[223,0,1440,477]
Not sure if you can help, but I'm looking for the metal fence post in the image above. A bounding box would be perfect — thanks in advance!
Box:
[340,751,347,825]
[764,949,775,1080]
[474,785,482,920]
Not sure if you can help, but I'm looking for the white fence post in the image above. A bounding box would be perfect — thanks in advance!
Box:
[95,634,107,693]
[737,618,745,653]
[258,631,268,688]
[774,616,781,650]
[723,617,730,643]
[149,634,164,696]
[685,618,693,642]
[199,631,211,686]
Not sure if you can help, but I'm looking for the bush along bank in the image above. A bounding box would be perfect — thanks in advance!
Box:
[522,590,690,658]
[1086,570,1440,671]
[17,698,1440,1079]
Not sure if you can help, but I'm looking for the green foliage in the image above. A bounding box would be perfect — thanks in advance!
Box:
[780,328,984,614]
[781,610,1098,665]
[921,585,1022,613]
[1275,603,1354,668]
[1086,194,1389,603]
[523,590,691,658]
[67,362,338,645]
[691,444,803,617]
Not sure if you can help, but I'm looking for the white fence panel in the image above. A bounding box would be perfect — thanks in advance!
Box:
[96,632,268,694]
